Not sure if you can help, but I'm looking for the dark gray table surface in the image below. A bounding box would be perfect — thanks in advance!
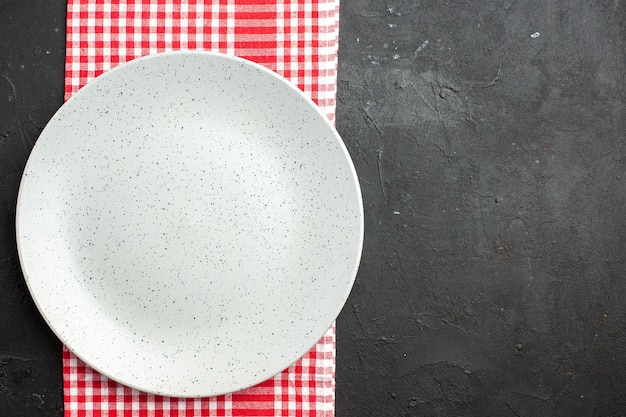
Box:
[2,0,625,416]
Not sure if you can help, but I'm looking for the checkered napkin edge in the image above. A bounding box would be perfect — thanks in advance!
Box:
[64,327,335,417]
[65,0,340,121]
[63,1,340,416]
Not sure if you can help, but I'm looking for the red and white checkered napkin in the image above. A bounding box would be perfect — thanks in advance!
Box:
[63,1,339,416]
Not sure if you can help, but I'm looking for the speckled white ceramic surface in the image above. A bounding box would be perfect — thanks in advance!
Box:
[16,51,363,397]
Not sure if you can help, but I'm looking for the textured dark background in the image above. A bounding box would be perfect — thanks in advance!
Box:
[1,0,625,416]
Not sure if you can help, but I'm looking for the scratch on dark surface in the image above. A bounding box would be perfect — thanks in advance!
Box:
[414,40,429,56]
[0,256,16,264]
[506,401,522,417]
[0,355,32,362]
[376,335,398,345]
[513,390,550,402]
[352,303,368,336]
[408,82,437,114]
[18,123,32,153]
[531,172,543,207]
[384,0,401,16]
[553,372,576,403]
[360,78,383,133]
[416,359,473,375]
[482,63,502,88]
[377,146,387,199]
[430,83,441,109]
[401,131,420,144]
[416,318,433,331]
[429,79,456,157]
[439,82,461,94]
[464,115,479,132]
[434,142,456,159]
[30,393,45,408]
[441,318,479,338]
[0,74,17,101]
[363,76,376,103]
[360,105,384,136]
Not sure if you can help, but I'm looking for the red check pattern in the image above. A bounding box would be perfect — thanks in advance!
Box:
[63,327,335,416]
[65,0,339,121]
[63,1,340,416]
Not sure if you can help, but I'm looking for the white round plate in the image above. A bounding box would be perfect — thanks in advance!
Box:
[16,51,363,397]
